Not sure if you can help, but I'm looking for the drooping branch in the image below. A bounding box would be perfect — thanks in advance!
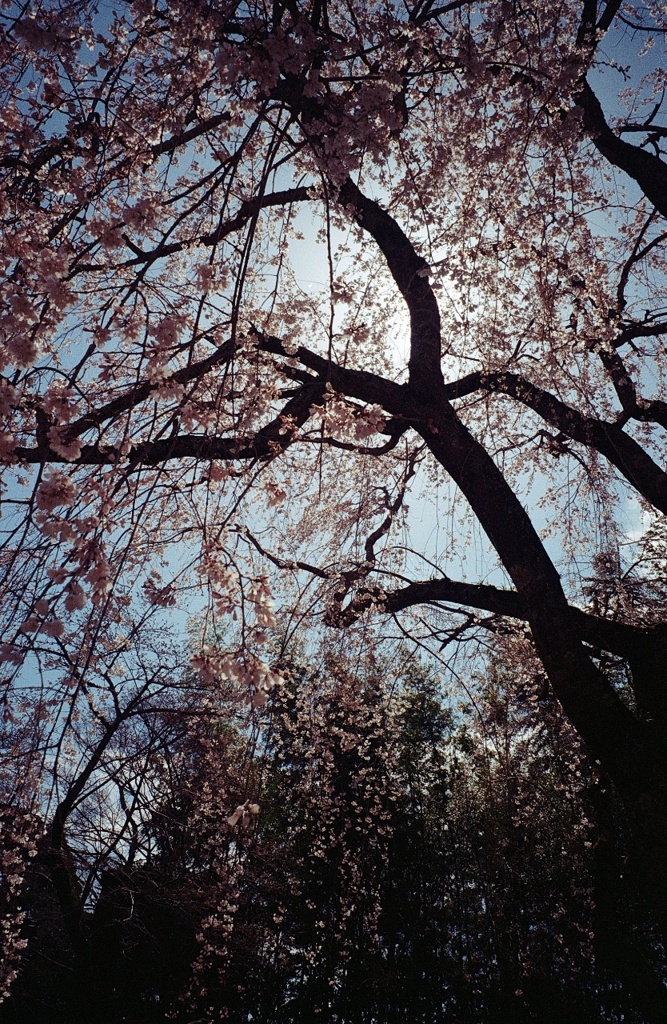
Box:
[383,576,667,656]
[445,369,667,514]
[324,448,421,622]
[336,573,667,719]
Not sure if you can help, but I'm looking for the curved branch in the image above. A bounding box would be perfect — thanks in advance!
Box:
[337,178,443,394]
[383,575,665,651]
[63,339,236,440]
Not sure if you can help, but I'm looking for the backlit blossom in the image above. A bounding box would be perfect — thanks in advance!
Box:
[35,471,76,512]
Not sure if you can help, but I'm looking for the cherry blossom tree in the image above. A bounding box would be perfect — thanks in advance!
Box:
[3,0,667,967]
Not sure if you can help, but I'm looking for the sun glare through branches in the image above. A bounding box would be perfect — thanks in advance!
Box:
[2,0,667,1019]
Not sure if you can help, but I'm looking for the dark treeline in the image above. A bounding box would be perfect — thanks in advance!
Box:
[2,640,665,1024]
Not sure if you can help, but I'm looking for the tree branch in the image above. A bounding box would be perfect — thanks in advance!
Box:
[446,369,667,514]
[62,339,236,440]
[338,572,667,718]
[386,575,667,719]
[123,187,312,267]
[337,178,443,395]
[16,379,326,466]
[577,80,667,220]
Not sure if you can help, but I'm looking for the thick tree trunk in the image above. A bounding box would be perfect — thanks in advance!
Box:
[328,180,667,926]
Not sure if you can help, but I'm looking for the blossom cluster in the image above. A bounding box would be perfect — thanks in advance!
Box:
[0,803,42,1004]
